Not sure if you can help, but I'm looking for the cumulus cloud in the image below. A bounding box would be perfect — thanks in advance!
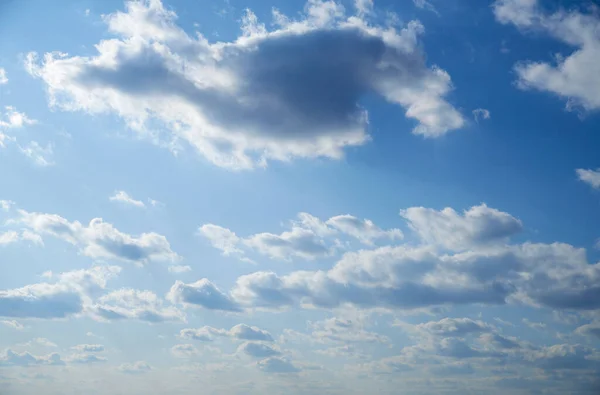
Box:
[109,190,146,208]
[0,266,120,319]
[27,0,464,170]
[0,106,36,129]
[309,317,389,344]
[93,289,184,323]
[238,341,281,358]
[167,278,241,312]
[13,207,179,265]
[257,357,300,373]
[400,204,523,251]
[576,168,600,189]
[0,68,7,84]
[180,323,274,342]
[0,349,64,367]
[118,361,152,374]
[0,230,43,247]
[493,0,600,111]
[199,211,401,261]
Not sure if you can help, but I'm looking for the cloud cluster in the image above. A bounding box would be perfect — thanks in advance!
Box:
[179,324,273,342]
[93,289,184,323]
[13,207,179,265]
[0,349,64,367]
[179,204,599,315]
[0,266,120,319]
[27,0,464,170]
[199,211,402,261]
[494,0,600,111]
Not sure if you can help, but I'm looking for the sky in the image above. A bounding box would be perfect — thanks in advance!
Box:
[0,0,600,394]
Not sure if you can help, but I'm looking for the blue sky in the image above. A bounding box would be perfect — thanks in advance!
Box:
[1,0,600,393]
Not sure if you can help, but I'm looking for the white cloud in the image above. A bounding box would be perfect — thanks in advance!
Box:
[257,356,299,373]
[354,0,373,16]
[575,322,600,339]
[0,68,7,84]
[118,361,152,374]
[13,207,180,265]
[0,349,64,366]
[200,211,402,261]
[472,108,491,122]
[413,0,438,15]
[179,323,273,342]
[0,320,24,330]
[66,353,107,364]
[71,344,104,353]
[27,0,464,170]
[0,231,19,245]
[522,318,546,330]
[0,230,43,247]
[109,190,146,208]
[400,203,523,251]
[0,106,36,129]
[93,289,184,323]
[170,344,199,358]
[168,265,192,273]
[576,168,600,189]
[0,266,120,319]
[18,141,54,167]
[0,200,14,211]
[494,0,600,111]
[238,341,281,358]
[167,278,241,312]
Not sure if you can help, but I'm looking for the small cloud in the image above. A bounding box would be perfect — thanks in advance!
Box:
[168,265,192,274]
[119,361,152,374]
[84,9,90,17]
[0,68,7,84]
[19,141,54,166]
[1,320,25,330]
[472,108,491,123]
[413,0,439,15]
[109,191,145,208]
[576,168,600,190]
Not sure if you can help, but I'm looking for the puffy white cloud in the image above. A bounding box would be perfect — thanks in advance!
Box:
[200,211,401,261]
[66,353,107,364]
[167,278,241,312]
[0,230,43,246]
[179,323,273,342]
[0,68,7,84]
[170,344,199,358]
[309,317,389,344]
[0,349,64,367]
[400,204,523,251]
[27,0,464,170]
[256,357,300,373]
[354,0,373,16]
[0,106,36,129]
[577,168,600,189]
[0,266,120,319]
[0,231,19,245]
[109,191,146,208]
[13,208,179,265]
[238,341,281,358]
[118,361,152,374]
[93,289,184,323]
[494,0,600,111]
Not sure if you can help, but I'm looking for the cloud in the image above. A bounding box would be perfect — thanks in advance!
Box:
[0,68,7,84]
[493,0,600,111]
[257,357,300,373]
[575,322,600,339]
[354,0,373,16]
[412,317,493,337]
[13,207,179,265]
[0,349,64,367]
[0,320,24,330]
[522,318,546,330]
[109,191,146,208]
[170,344,199,358]
[71,344,105,353]
[0,266,120,319]
[413,0,438,15]
[118,361,152,374]
[309,317,389,344]
[167,279,241,312]
[238,342,281,358]
[93,288,184,323]
[27,0,464,170]
[400,204,523,251]
[0,230,44,246]
[18,141,54,167]
[200,211,401,261]
[472,108,491,122]
[168,265,192,274]
[66,353,107,364]
[0,106,36,129]
[576,168,600,190]
[180,323,273,342]
[0,231,19,245]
